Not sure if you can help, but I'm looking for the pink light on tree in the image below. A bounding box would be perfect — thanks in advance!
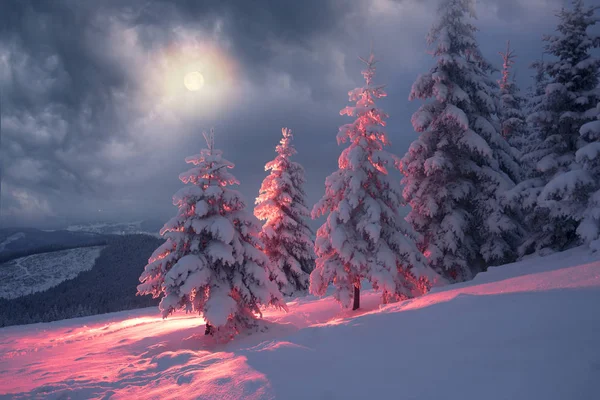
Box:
[498,41,516,94]
[310,53,437,310]
[137,129,286,339]
[255,128,315,297]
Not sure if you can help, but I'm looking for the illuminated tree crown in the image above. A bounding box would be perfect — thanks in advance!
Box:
[138,130,286,339]
[310,53,437,309]
[255,127,315,296]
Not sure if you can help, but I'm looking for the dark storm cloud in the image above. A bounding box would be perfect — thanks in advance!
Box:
[0,0,355,227]
[1,1,134,188]
[135,0,348,48]
[127,0,364,98]
[481,0,559,22]
[0,0,570,228]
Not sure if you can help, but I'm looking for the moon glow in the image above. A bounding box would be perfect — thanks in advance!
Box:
[184,71,205,91]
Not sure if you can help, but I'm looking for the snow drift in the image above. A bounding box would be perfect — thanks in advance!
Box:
[1,246,599,399]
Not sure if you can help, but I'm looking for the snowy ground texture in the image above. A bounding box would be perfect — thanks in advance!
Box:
[1,246,599,399]
[0,246,105,300]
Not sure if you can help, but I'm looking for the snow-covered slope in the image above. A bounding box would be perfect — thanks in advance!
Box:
[0,228,107,263]
[0,233,26,253]
[1,247,599,399]
[65,220,163,237]
[0,246,105,300]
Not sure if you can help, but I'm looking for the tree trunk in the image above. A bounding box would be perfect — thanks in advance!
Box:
[205,323,213,336]
[352,285,360,310]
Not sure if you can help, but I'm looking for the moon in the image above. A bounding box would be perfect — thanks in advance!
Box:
[184,71,205,91]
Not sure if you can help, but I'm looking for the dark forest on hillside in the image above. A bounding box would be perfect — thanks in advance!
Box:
[0,235,163,327]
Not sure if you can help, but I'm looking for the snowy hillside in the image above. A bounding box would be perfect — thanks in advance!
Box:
[0,228,107,263]
[65,220,163,237]
[0,246,105,300]
[1,247,599,399]
[0,235,162,328]
[0,233,25,253]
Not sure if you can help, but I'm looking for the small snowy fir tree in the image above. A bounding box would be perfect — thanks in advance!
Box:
[507,0,600,254]
[254,128,315,297]
[310,53,437,310]
[577,102,600,250]
[137,130,286,339]
[400,0,523,281]
[497,41,528,155]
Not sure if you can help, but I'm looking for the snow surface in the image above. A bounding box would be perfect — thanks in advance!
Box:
[1,246,600,399]
[0,246,105,300]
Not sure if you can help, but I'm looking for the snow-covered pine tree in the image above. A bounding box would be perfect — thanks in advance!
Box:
[310,53,437,310]
[137,130,286,339]
[577,102,600,250]
[526,60,549,120]
[400,0,523,281]
[521,60,549,175]
[497,41,528,155]
[508,0,600,255]
[254,127,315,297]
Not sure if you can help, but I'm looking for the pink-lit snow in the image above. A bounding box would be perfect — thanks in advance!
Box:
[1,246,600,399]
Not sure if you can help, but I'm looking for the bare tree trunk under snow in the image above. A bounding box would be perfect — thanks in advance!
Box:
[353,286,360,310]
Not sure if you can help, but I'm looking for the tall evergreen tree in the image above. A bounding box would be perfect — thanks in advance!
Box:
[138,130,286,339]
[497,41,528,155]
[310,53,436,310]
[400,0,522,281]
[254,128,315,297]
[526,60,550,118]
[508,0,600,254]
[577,102,600,250]
[522,60,550,175]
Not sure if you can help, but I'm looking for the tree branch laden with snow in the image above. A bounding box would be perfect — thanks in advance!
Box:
[255,128,315,296]
[510,0,600,255]
[310,53,438,309]
[138,129,286,339]
[401,0,524,281]
[577,102,600,250]
[497,41,528,156]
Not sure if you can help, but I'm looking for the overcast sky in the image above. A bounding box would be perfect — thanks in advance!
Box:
[0,0,585,229]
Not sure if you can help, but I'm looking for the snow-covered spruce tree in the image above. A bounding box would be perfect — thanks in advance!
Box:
[521,60,550,175]
[137,130,286,339]
[507,0,600,255]
[400,0,523,281]
[310,53,437,310]
[497,41,528,155]
[577,102,600,250]
[526,60,549,120]
[254,127,315,297]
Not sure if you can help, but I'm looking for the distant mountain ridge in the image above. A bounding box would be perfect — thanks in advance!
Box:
[0,219,164,264]
[0,246,106,299]
[64,219,163,237]
[0,228,108,264]
[0,234,163,327]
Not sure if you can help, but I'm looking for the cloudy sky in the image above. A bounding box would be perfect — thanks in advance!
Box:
[0,0,577,229]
